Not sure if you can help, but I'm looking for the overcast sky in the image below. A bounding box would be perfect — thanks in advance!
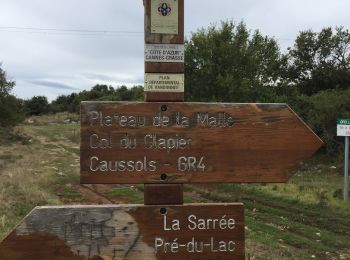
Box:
[0,0,349,101]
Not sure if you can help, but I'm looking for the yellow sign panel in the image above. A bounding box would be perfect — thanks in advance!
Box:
[145,73,184,92]
[151,0,178,34]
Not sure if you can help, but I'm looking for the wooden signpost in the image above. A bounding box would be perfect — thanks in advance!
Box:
[0,1,322,259]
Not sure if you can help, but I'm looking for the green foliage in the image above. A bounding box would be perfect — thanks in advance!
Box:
[24,96,50,115]
[299,89,350,155]
[287,27,350,95]
[0,66,14,98]
[51,85,144,113]
[0,65,24,127]
[0,95,25,127]
[185,21,288,102]
[50,93,79,114]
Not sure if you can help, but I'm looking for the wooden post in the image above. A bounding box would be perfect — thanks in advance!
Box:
[144,0,185,204]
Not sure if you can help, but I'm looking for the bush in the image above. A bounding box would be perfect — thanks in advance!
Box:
[24,96,50,115]
[294,89,350,155]
[0,65,24,127]
[0,95,24,127]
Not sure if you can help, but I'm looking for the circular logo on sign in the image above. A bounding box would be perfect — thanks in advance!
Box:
[158,3,172,16]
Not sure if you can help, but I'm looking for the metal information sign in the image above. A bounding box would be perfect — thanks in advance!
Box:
[0,204,245,260]
[337,119,350,137]
[144,73,184,92]
[151,0,179,34]
[337,119,350,201]
[145,44,184,63]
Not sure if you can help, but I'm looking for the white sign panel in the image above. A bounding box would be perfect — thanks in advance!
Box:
[145,44,184,63]
[337,119,350,137]
[151,0,178,34]
[145,73,184,92]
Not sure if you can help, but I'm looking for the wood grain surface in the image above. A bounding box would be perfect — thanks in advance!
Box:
[80,102,323,184]
[143,0,185,205]
[144,184,183,205]
[0,204,245,260]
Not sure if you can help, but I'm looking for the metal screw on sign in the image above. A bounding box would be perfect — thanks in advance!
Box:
[160,173,168,181]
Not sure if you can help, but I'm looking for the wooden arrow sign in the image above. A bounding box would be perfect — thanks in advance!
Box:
[80,102,323,184]
[0,204,245,260]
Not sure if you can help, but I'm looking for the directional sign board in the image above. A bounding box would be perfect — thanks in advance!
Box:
[0,204,245,260]
[337,119,350,137]
[80,102,323,184]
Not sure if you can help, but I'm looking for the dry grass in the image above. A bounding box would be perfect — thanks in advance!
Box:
[0,144,61,239]
[24,112,79,125]
[0,115,81,240]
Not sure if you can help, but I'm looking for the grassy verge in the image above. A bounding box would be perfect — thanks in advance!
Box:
[187,166,350,259]
[0,115,80,240]
[106,186,144,204]
[0,143,61,239]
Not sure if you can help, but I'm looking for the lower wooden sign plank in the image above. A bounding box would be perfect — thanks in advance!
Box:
[0,204,245,260]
